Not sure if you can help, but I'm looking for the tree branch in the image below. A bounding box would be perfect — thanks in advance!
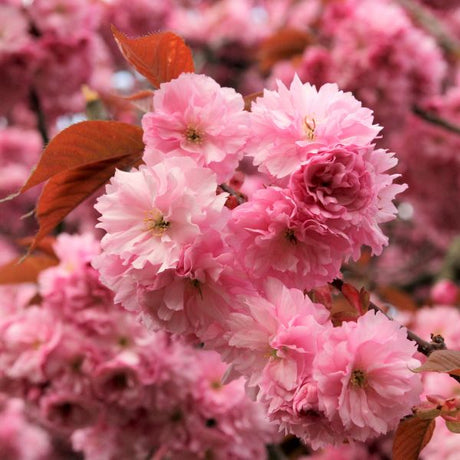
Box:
[330,279,444,355]
[219,183,247,205]
[331,278,460,384]
[413,106,460,136]
[397,0,460,59]
[29,88,49,146]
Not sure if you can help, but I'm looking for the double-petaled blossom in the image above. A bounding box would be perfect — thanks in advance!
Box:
[313,311,422,443]
[229,186,349,290]
[289,144,406,257]
[95,157,227,272]
[142,73,249,183]
[247,75,380,180]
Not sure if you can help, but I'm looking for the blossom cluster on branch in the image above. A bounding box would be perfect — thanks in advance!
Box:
[90,70,422,449]
[0,233,276,459]
[1,0,460,459]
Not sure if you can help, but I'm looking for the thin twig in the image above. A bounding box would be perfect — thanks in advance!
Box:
[330,278,460,384]
[413,106,460,136]
[397,0,460,59]
[219,183,247,205]
[29,88,49,145]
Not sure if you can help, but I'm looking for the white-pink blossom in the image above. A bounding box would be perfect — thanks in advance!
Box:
[247,75,380,180]
[314,311,422,443]
[142,73,249,183]
[95,157,227,272]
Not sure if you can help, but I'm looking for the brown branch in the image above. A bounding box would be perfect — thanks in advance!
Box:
[219,183,247,205]
[397,0,460,59]
[413,106,460,136]
[331,279,460,384]
[330,279,442,355]
[29,88,49,146]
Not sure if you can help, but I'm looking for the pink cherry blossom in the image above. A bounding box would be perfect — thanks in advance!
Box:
[29,0,103,37]
[40,391,98,432]
[138,229,254,345]
[224,278,331,385]
[314,310,422,443]
[0,396,51,460]
[142,73,249,182]
[431,280,459,305]
[410,305,460,350]
[95,157,227,272]
[247,75,380,180]
[328,0,446,134]
[289,144,406,257]
[229,186,349,290]
[0,307,62,384]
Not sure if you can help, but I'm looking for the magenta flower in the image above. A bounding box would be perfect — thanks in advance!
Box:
[289,144,406,257]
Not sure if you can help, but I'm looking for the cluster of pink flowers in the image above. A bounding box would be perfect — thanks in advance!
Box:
[0,394,52,460]
[93,71,422,449]
[267,0,446,138]
[0,0,109,126]
[3,0,460,456]
[0,233,276,459]
[390,85,460,248]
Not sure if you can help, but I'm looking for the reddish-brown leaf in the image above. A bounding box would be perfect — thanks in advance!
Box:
[19,121,144,194]
[330,295,360,326]
[111,25,195,88]
[341,283,369,316]
[393,416,436,460]
[243,91,263,111]
[16,236,57,258]
[258,28,311,73]
[0,254,59,285]
[122,90,155,113]
[414,350,460,376]
[377,285,418,312]
[30,153,143,250]
[309,285,333,310]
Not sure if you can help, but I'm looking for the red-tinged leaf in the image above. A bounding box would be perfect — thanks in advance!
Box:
[243,91,263,111]
[341,283,368,316]
[359,288,370,312]
[0,254,59,285]
[122,90,155,113]
[309,285,333,310]
[393,416,436,460]
[446,420,460,433]
[18,121,144,195]
[30,153,144,250]
[16,236,57,258]
[378,285,418,312]
[258,28,311,73]
[111,25,194,88]
[414,350,460,376]
[330,296,360,326]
